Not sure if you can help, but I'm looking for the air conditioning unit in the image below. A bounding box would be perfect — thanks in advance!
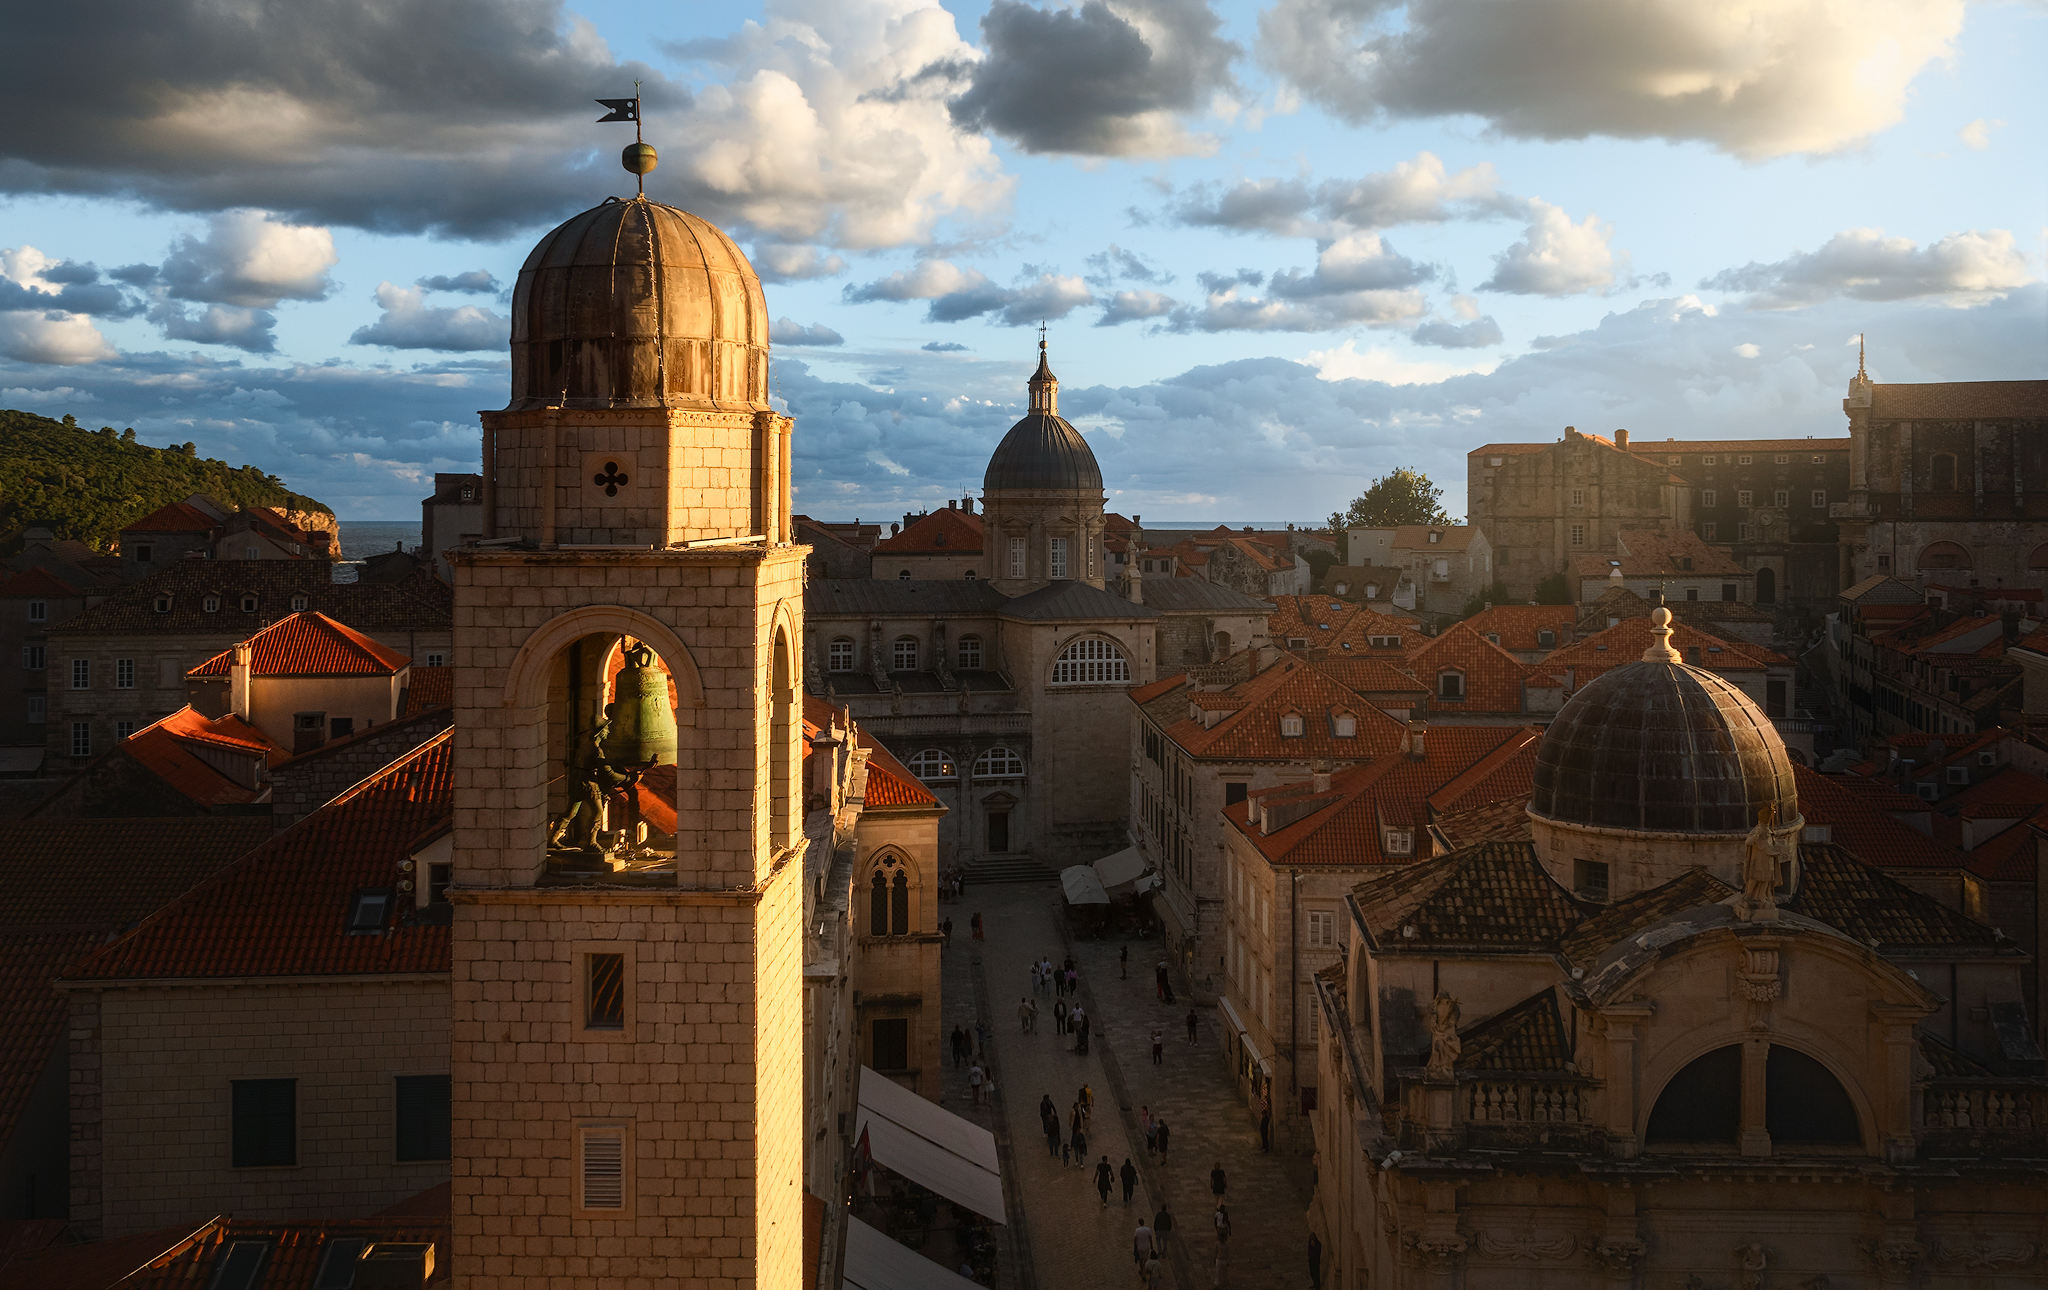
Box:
[1915,782,1941,802]
[1978,751,1996,767]
[1946,766,1969,785]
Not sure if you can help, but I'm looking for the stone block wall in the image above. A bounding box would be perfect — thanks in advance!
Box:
[271,707,453,829]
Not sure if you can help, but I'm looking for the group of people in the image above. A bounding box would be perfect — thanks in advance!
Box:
[1039,1087,1097,1167]
[1032,954,1079,998]
[1129,1204,1174,1285]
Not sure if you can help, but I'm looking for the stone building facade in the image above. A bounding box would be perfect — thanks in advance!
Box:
[1466,428,1688,602]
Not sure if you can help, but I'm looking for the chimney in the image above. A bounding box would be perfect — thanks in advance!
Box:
[230,641,253,720]
[1311,764,1332,794]
[1407,720,1427,760]
[963,495,975,514]
[1615,428,1629,448]
[1132,514,1141,529]
[948,499,957,510]
[1564,425,1577,439]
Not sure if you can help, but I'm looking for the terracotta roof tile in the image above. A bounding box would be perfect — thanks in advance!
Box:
[1302,657,1427,695]
[1794,767,1967,869]
[1164,660,1407,762]
[1789,842,2002,949]
[1626,438,1852,454]
[871,507,984,554]
[14,1215,453,1290]
[53,562,451,638]
[1127,674,1188,705]
[1266,595,1422,654]
[1408,623,1531,712]
[1867,381,2048,421]
[1390,525,1477,552]
[120,502,221,535]
[1460,605,1576,652]
[104,708,287,808]
[1455,989,1573,1072]
[1426,731,1541,814]
[404,666,451,714]
[0,567,84,598]
[1543,616,1779,687]
[857,731,941,809]
[63,733,453,981]
[1430,794,1533,849]
[188,611,410,677]
[1558,869,1735,969]
[1349,840,1580,951]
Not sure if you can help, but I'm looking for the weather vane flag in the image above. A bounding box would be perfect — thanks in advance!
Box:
[597,81,657,196]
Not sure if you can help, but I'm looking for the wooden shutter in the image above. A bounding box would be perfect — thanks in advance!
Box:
[582,1132,625,1210]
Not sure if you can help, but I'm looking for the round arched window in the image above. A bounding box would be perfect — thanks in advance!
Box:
[892,636,919,670]
[973,746,1026,778]
[1052,637,1129,685]
[907,749,956,780]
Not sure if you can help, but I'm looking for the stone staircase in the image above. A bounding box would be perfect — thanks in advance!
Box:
[963,854,1059,885]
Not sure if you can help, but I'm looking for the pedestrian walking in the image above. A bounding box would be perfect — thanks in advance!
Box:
[1151,1026,1165,1065]
[1210,1163,1227,1201]
[1155,1118,1170,1158]
[1133,1220,1155,1269]
[1095,1156,1114,1207]
[941,916,952,947]
[971,911,983,940]
[1186,1007,1199,1043]
[1308,1232,1323,1290]
[1120,944,1129,978]
[1073,1126,1088,1164]
[1156,961,1168,1002]
[1061,1138,1072,1166]
[1211,1205,1232,1289]
[1019,996,1036,1033]
[968,1062,984,1105]
[951,1025,967,1068]
[1054,998,1068,1034]
[1068,966,1079,995]
[1120,1157,1138,1204]
[1153,1201,1175,1251]
[1214,1202,1232,1244]
[1144,1252,1164,1287]
[1079,1083,1094,1124]
[1143,1109,1158,1155]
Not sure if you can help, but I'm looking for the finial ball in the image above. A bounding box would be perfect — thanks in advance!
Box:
[621,142,659,176]
[1650,607,1671,629]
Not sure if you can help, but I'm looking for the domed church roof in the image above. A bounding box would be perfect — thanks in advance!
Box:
[1528,608,1797,833]
[507,196,769,412]
[983,341,1104,493]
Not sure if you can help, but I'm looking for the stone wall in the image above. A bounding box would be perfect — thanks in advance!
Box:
[270,707,453,829]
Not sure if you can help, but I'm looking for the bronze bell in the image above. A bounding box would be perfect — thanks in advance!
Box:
[603,642,677,767]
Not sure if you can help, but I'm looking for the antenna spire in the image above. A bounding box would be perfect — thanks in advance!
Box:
[1856,332,1867,381]
[600,83,658,197]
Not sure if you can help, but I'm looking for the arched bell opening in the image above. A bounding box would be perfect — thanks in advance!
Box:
[544,630,684,874]
[770,629,796,850]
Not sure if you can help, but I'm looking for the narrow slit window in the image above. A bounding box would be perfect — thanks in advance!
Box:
[891,872,910,935]
[587,953,625,1030]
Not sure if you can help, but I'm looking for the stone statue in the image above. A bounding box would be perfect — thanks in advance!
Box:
[1738,803,1785,922]
[1736,1240,1769,1290]
[550,705,633,853]
[1425,993,1461,1078]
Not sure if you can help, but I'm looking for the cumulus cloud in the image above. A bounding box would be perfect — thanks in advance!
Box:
[349,282,509,351]
[157,211,337,308]
[1481,200,1624,297]
[1098,290,1179,326]
[1255,0,1963,160]
[1086,244,1172,287]
[0,252,143,319]
[751,244,848,283]
[1412,317,1504,348]
[929,272,1094,326]
[0,0,1006,250]
[1152,232,1433,332]
[1169,152,1511,236]
[922,341,969,352]
[1701,229,2035,309]
[0,247,119,364]
[1959,118,2003,151]
[845,260,992,303]
[417,271,499,294]
[947,0,1239,156]
[770,317,846,346]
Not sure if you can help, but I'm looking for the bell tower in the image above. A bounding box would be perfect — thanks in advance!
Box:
[446,182,806,1286]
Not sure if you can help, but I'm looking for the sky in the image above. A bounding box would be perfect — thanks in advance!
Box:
[0,0,2043,524]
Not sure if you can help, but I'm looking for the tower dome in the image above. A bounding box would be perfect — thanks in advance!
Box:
[1529,610,1797,833]
[983,340,1104,493]
[507,196,769,412]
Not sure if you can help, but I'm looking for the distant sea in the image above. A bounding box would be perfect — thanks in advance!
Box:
[339,520,421,560]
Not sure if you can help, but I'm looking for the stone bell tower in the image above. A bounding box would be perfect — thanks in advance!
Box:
[446,193,806,1288]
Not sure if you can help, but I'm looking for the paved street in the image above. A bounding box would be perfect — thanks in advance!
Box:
[934,879,1314,1290]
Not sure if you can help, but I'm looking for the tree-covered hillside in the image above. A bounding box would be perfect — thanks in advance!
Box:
[0,408,330,552]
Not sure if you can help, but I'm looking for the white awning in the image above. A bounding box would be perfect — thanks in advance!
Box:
[842,1216,986,1290]
[1092,846,1146,892]
[1217,998,1274,1077]
[0,746,43,775]
[1059,864,1110,906]
[855,1067,1005,1222]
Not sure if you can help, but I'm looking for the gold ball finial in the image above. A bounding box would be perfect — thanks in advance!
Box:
[622,142,659,176]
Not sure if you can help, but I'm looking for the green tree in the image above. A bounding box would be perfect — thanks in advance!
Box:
[1460,580,1512,620]
[1328,468,1453,537]
[1534,572,1572,605]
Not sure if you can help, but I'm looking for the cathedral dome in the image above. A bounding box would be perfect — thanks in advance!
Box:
[983,342,1104,494]
[1529,612,1797,833]
[507,196,769,412]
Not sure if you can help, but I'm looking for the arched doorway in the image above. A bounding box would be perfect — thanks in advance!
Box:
[1756,566,1776,604]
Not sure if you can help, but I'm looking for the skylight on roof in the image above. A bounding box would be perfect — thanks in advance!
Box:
[210,1240,274,1290]
[313,1238,370,1290]
[347,889,393,935]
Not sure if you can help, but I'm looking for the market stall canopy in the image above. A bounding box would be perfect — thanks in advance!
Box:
[1060,864,1110,905]
[855,1067,1006,1222]
[842,1216,987,1290]
[1091,846,1160,897]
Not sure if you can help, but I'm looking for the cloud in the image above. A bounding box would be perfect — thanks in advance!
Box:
[751,244,848,283]
[1154,232,1432,332]
[349,282,509,351]
[948,0,1239,156]
[845,260,992,303]
[1268,232,1435,297]
[417,271,499,294]
[770,317,846,346]
[0,0,1006,250]
[1700,229,2034,309]
[1481,200,1623,296]
[1099,290,1179,326]
[1959,118,2003,151]
[150,302,278,353]
[1086,244,1172,287]
[922,341,970,352]
[0,249,119,365]
[929,272,1094,326]
[1168,152,1510,238]
[1412,316,1504,348]
[159,210,338,308]
[0,252,143,319]
[1255,0,1963,160]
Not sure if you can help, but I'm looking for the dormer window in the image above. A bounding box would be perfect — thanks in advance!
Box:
[290,595,308,611]
[1333,713,1357,738]
[1368,635,1399,649]
[1486,633,1501,645]
[460,485,476,502]
[1437,670,1465,700]
[204,596,220,612]
[1428,532,1440,544]
[1287,637,1308,649]
[346,889,394,935]
[153,594,172,614]
[1280,713,1305,738]
[1537,629,1556,648]
[240,594,259,612]
[1384,829,1413,856]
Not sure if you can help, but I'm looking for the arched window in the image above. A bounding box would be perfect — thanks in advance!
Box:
[870,872,889,937]
[1437,670,1465,700]
[965,569,977,580]
[891,872,910,935]
[1333,712,1357,738]
[1052,637,1129,685]
[892,636,920,670]
[828,638,856,672]
[1646,1046,1740,1147]
[1917,541,1971,572]
[898,569,911,580]
[973,746,1025,778]
[1280,713,1305,738]
[1214,632,1232,657]
[907,749,956,780]
[2029,544,2048,571]
[958,635,984,669]
[1931,453,1956,491]
[1765,1046,1860,1146]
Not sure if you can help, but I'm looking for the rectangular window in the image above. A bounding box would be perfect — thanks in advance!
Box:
[1569,525,1585,547]
[1008,538,1026,579]
[1721,584,1737,602]
[1775,454,1788,464]
[1812,455,1824,463]
[1702,523,1717,540]
[1739,523,1756,540]
[21,644,43,670]
[1050,537,1068,580]
[1224,782,1248,806]
[114,719,134,741]
[1701,490,1716,508]
[828,638,854,672]
[25,697,44,724]
[1811,490,1827,507]
[70,659,88,689]
[70,722,90,758]
[211,1241,274,1290]
[1570,488,1584,507]
[116,658,134,689]
[579,1130,625,1211]
[872,1017,909,1071]
[1738,455,1752,465]
[394,1074,451,1162]
[1573,859,1610,903]
[425,653,444,668]
[231,1078,296,1167]
[346,890,392,934]
[135,544,152,563]
[1306,910,1334,948]
[27,600,45,623]
[1702,455,1715,465]
[1737,490,1753,507]
[1774,490,1789,508]
[1876,554,1891,571]
[312,1239,368,1290]
[428,863,452,905]
[587,953,625,1030]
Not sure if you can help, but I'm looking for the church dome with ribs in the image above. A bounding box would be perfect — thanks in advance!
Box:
[1529,636,1798,834]
[983,342,1104,494]
[507,196,769,412]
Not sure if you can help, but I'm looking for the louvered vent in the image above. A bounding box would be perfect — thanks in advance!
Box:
[582,1133,625,1210]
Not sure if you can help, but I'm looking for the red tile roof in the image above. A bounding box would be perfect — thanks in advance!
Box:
[120,502,221,535]
[1794,766,1969,870]
[1408,623,1531,712]
[1127,674,1188,705]
[1866,381,2048,421]
[1427,730,1541,814]
[0,566,83,598]
[1266,595,1422,654]
[858,732,941,809]
[872,507,984,554]
[1160,659,1408,762]
[63,733,452,982]
[1390,525,1477,551]
[8,1215,452,1290]
[104,706,289,808]
[1300,657,1428,695]
[1542,616,1783,687]
[188,611,410,677]
[1460,605,1575,652]
[403,666,451,714]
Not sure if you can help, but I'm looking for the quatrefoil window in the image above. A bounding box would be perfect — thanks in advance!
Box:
[592,461,630,496]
